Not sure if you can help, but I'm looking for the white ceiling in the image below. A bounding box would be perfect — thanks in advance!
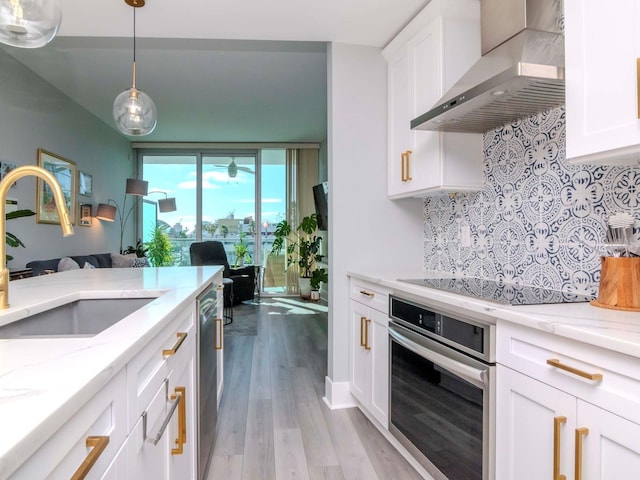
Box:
[1,0,430,143]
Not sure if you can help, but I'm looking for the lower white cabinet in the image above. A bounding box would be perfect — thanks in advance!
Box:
[349,278,390,428]
[496,321,640,480]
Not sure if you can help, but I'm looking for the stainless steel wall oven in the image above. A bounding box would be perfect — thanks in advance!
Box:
[389,295,495,480]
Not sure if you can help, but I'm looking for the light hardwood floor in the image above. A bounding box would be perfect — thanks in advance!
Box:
[207,298,424,480]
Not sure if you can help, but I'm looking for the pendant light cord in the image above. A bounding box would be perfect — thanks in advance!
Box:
[133,7,136,64]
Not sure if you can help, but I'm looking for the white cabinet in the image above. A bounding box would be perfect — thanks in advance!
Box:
[383,0,483,198]
[349,279,390,428]
[496,321,640,480]
[216,283,224,405]
[565,0,640,164]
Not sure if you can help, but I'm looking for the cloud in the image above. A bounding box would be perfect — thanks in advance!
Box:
[262,198,283,204]
[178,180,220,190]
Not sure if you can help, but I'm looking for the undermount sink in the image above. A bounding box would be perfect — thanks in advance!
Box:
[0,297,156,339]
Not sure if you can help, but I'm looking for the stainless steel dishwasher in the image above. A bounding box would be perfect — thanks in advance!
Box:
[197,282,219,480]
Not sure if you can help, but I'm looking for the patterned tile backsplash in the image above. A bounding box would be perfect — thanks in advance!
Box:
[423,106,640,295]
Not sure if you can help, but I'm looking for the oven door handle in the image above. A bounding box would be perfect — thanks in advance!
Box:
[389,326,488,389]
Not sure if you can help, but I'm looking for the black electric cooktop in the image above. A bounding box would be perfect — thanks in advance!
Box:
[398,277,594,306]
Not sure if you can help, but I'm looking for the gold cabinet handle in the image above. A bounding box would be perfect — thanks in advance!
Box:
[360,316,366,347]
[554,416,567,480]
[405,150,413,181]
[401,152,407,181]
[546,359,603,382]
[70,436,110,480]
[364,319,372,351]
[359,290,374,298]
[575,427,589,480]
[215,318,223,350]
[162,332,187,357]
[171,386,187,455]
[637,58,640,119]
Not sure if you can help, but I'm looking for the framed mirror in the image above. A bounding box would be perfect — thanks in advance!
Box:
[36,149,76,224]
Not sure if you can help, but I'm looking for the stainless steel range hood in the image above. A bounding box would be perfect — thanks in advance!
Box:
[411,0,565,134]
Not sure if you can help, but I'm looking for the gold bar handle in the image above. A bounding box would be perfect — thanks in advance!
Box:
[547,359,603,382]
[162,332,187,357]
[364,319,372,351]
[70,436,110,480]
[637,58,639,119]
[171,387,187,455]
[359,290,374,298]
[401,152,407,181]
[360,316,366,347]
[215,318,223,350]
[554,416,567,480]
[405,150,413,181]
[575,427,589,480]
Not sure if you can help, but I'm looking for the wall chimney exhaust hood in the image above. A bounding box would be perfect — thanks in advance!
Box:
[411,0,565,134]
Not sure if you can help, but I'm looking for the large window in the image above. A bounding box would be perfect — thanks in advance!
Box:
[140,149,296,295]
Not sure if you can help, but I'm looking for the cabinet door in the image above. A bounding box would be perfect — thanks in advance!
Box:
[387,46,414,198]
[369,312,389,428]
[496,365,576,480]
[349,299,371,406]
[577,401,640,479]
[168,341,196,480]
[565,0,640,164]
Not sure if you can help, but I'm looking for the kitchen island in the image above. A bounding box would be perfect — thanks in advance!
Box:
[0,266,222,480]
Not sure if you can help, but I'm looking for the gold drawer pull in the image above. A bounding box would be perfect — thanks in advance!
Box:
[215,318,223,350]
[401,152,407,181]
[70,436,110,480]
[553,416,567,480]
[162,332,187,357]
[360,316,366,347]
[575,427,589,480]
[359,290,374,298]
[171,386,187,455]
[405,150,413,181]
[546,359,603,382]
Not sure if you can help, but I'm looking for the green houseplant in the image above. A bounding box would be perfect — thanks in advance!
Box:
[145,224,174,267]
[233,233,252,267]
[270,213,324,298]
[6,209,35,262]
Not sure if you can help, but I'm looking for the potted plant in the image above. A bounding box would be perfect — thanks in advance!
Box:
[233,233,252,267]
[270,213,324,299]
[145,224,174,267]
[6,209,35,263]
[309,267,328,302]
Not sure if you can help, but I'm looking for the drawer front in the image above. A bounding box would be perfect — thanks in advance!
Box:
[497,320,640,423]
[350,278,390,314]
[10,369,127,480]
[127,304,195,431]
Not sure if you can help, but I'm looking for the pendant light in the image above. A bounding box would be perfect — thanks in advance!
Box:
[0,0,61,48]
[112,0,157,136]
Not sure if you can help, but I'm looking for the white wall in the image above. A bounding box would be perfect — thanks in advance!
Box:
[0,49,133,268]
[326,43,423,406]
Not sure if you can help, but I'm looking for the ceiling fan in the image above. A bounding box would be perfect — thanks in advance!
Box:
[213,157,255,178]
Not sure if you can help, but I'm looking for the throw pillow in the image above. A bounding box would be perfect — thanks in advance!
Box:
[130,257,150,268]
[110,252,137,268]
[83,262,95,269]
[58,257,80,272]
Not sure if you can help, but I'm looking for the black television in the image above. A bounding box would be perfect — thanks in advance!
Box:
[312,182,328,231]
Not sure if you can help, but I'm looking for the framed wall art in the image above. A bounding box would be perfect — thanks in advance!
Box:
[78,203,92,226]
[36,149,76,225]
[78,171,93,196]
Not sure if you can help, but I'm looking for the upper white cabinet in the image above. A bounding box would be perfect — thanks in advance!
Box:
[383,0,484,198]
[565,0,640,164]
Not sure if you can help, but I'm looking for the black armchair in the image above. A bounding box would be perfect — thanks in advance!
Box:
[189,241,256,305]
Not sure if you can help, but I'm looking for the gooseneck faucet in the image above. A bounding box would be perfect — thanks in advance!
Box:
[0,165,74,309]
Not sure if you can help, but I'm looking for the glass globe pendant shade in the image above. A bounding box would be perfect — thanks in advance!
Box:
[0,0,61,48]
[113,85,157,136]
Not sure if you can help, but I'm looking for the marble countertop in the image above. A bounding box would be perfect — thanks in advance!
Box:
[349,268,640,359]
[0,266,222,479]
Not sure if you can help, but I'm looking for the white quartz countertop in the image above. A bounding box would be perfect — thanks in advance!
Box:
[349,268,640,359]
[0,266,222,479]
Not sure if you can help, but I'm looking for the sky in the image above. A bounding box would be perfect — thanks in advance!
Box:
[141,150,287,236]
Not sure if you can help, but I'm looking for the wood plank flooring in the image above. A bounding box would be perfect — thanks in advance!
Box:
[208,299,424,480]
